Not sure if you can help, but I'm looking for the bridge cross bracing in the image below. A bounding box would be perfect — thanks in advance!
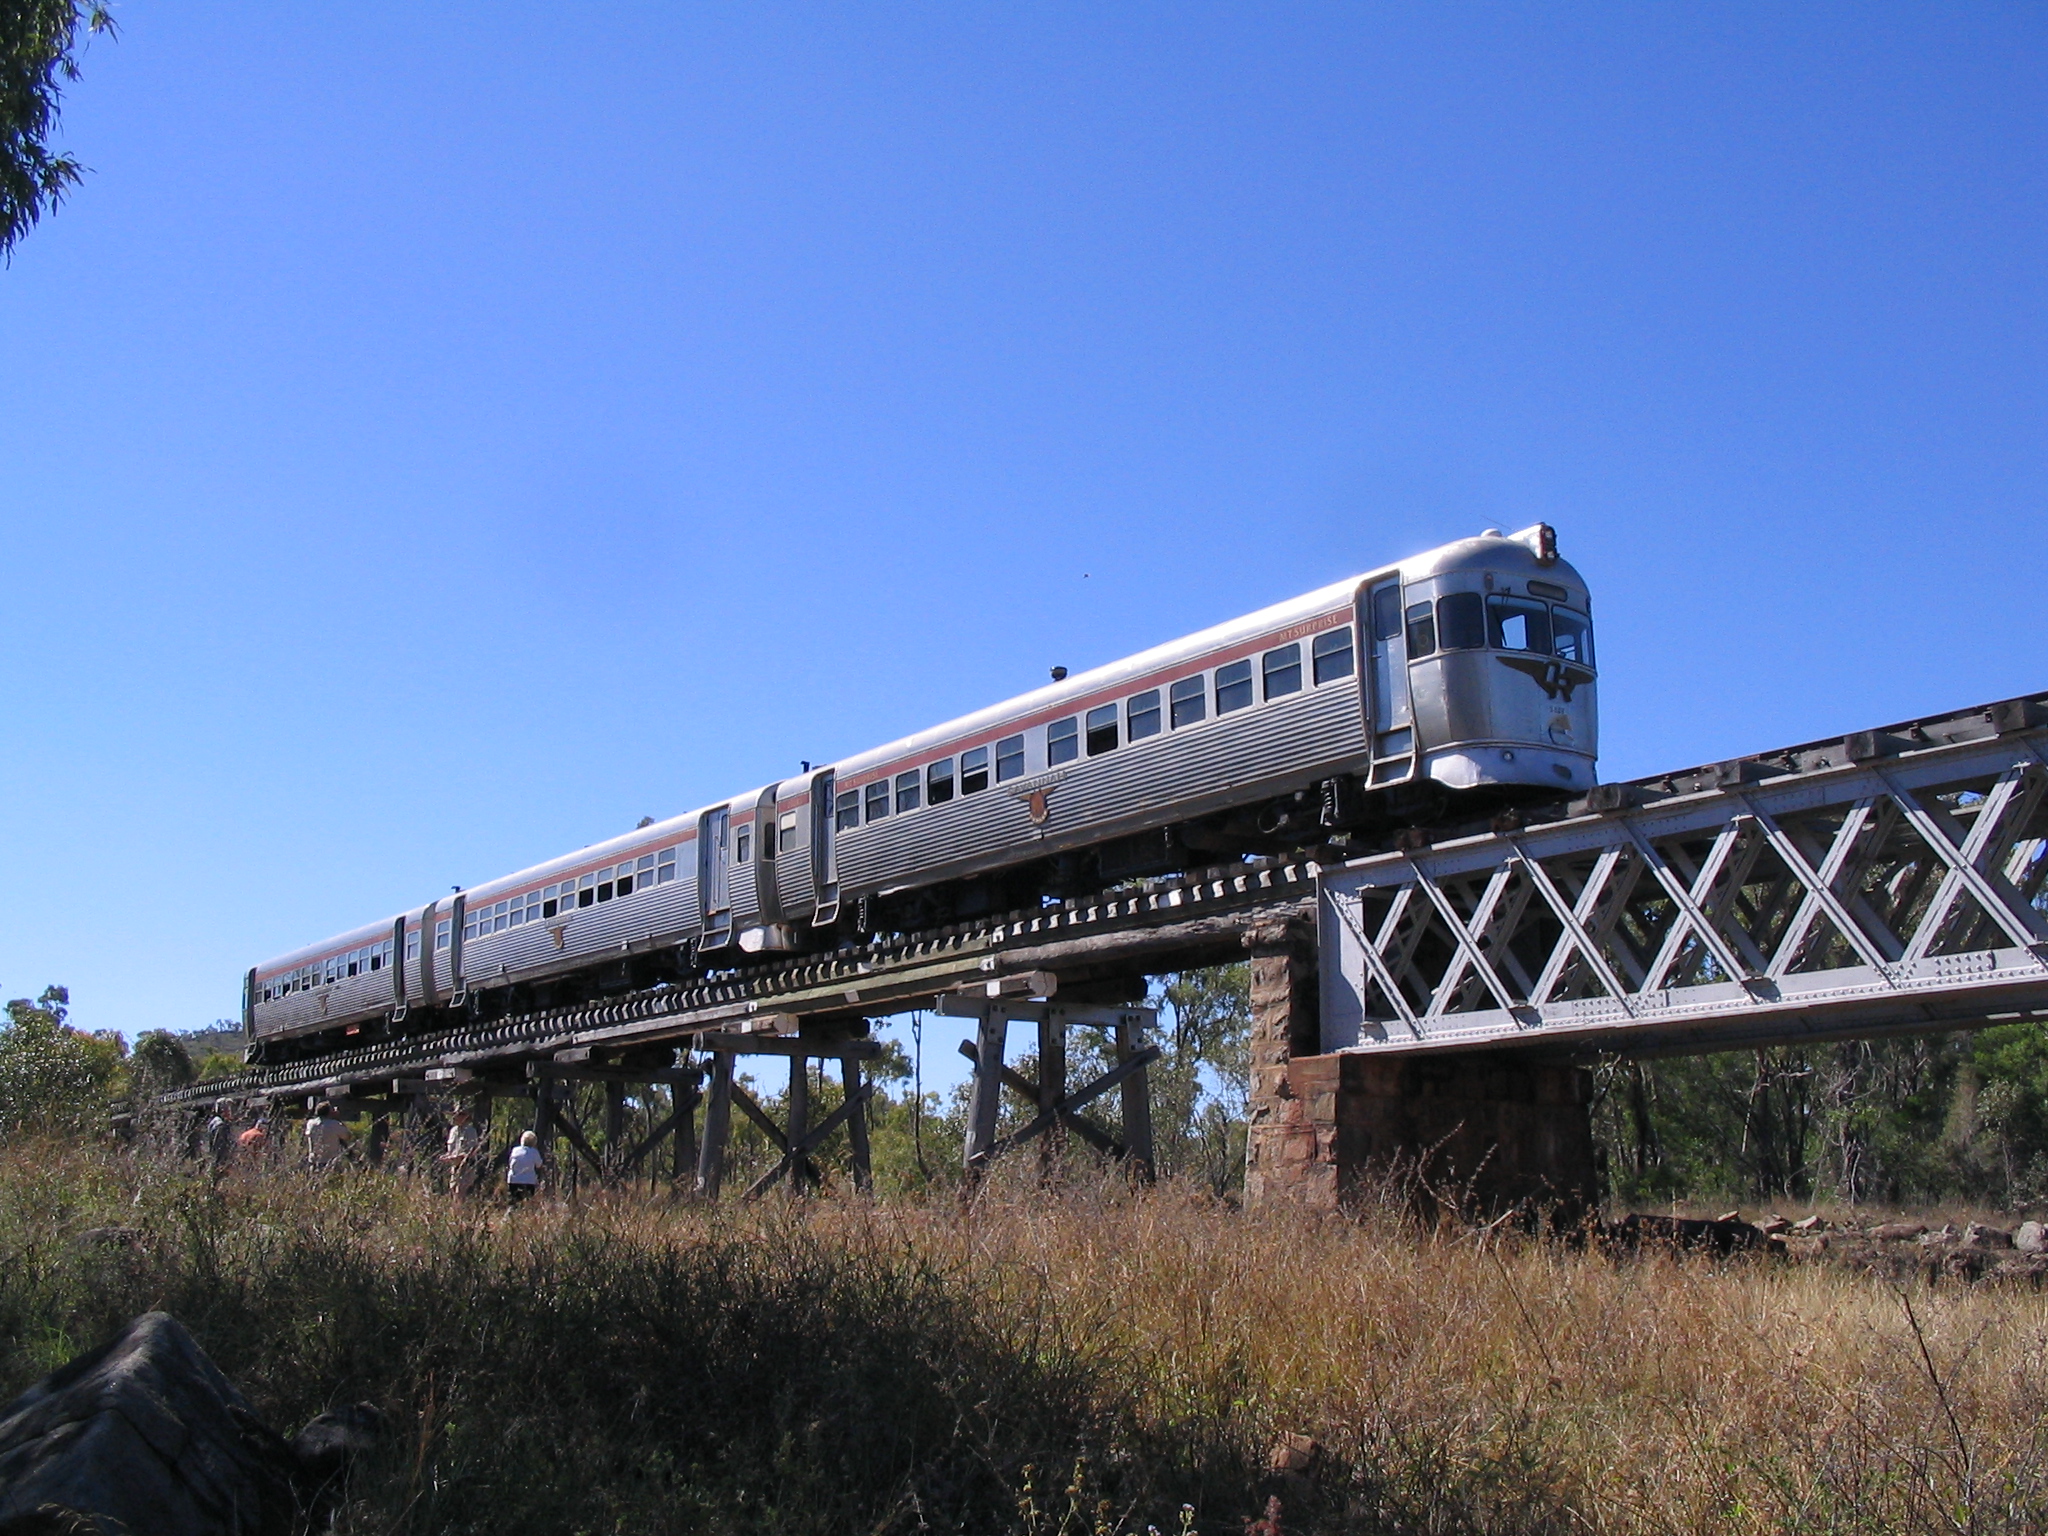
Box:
[1319,705,2048,1060]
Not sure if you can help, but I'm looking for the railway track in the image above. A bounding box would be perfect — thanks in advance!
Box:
[162,849,1331,1107]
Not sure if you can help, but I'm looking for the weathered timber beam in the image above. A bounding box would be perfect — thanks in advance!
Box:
[696,1034,883,1059]
[956,1041,1042,1104]
[729,1082,791,1154]
[740,1085,870,1200]
[613,1097,690,1179]
[528,1065,701,1085]
[550,1105,605,1174]
[993,904,1312,975]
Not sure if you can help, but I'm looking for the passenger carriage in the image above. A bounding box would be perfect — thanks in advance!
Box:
[245,525,1597,1059]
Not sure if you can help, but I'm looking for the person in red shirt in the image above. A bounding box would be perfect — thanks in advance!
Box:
[234,1113,272,1169]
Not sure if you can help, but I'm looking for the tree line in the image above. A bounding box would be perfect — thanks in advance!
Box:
[13,968,2048,1212]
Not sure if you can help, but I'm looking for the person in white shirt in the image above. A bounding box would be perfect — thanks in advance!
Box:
[506,1130,543,1202]
[304,1103,352,1171]
[439,1107,482,1200]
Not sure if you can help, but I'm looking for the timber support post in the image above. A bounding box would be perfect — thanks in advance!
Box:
[944,992,1160,1182]
[690,1030,881,1201]
[696,1049,734,1200]
[523,1050,703,1192]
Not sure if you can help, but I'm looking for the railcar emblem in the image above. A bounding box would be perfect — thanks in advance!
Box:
[1009,767,1070,828]
[1498,655,1592,703]
[548,924,568,951]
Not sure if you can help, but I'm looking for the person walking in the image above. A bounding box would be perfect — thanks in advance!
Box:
[235,1112,272,1169]
[506,1130,543,1203]
[304,1101,352,1172]
[202,1100,235,1176]
[440,1106,482,1200]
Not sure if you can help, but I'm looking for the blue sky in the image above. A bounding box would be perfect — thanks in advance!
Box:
[2,4,2042,1083]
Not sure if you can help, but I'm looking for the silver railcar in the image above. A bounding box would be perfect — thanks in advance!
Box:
[245,525,1595,1057]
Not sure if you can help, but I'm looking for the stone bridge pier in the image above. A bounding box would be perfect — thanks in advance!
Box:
[1242,916,1598,1220]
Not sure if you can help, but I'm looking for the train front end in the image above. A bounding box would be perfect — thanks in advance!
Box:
[1399,524,1599,800]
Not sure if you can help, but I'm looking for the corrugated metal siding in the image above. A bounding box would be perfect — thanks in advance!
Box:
[837,676,1368,892]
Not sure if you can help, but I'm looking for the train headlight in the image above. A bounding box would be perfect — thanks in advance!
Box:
[1512,523,1559,566]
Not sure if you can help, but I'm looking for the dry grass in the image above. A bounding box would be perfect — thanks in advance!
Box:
[1,1146,2045,1533]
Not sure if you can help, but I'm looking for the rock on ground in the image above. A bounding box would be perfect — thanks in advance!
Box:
[0,1312,380,1536]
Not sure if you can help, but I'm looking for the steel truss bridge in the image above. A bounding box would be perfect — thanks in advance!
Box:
[1320,696,2048,1059]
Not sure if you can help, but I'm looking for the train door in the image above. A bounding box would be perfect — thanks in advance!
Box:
[389,915,407,1020]
[752,785,782,922]
[448,893,468,1006]
[698,806,732,951]
[1365,578,1416,783]
[810,769,839,925]
[419,901,442,1005]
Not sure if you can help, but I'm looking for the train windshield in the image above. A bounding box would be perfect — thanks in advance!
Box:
[1466,592,1595,669]
[1551,607,1594,667]
[1486,595,1551,654]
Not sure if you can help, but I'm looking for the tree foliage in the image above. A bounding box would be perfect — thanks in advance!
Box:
[0,985,123,1135]
[1594,1024,2048,1211]
[1,0,115,258]
[1147,966,1251,1189]
[129,1028,195,1098]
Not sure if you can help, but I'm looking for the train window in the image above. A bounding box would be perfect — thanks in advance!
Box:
[1262,644,1302,700]
[896,771,922,813]
[1311,628,1354,683]
[927,758,955,805]
[463,917,478,942]
[777,814,798,853]
[1086,705,1118,755]
[836,789,860,830]
[1405,604,1436,658]
[1127,689,1161,740]
[578,874,595,908]
[1487,594,1552,654]
[541,885,559,919]
[658,848,677,883]
[734,828,752,864]
[495,899,511,930]
[639,853,658,886]
[865,781,890,822]
[1551,607,1594,667]
[405,932,419,961]
[1437,592,1484,650]
[1170,676,1207,728]
[436,919,451,950]
[995,734,1026,782]
[1047,716,1079,765]
[1215,659,1254,714]
[961,746,990,794]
